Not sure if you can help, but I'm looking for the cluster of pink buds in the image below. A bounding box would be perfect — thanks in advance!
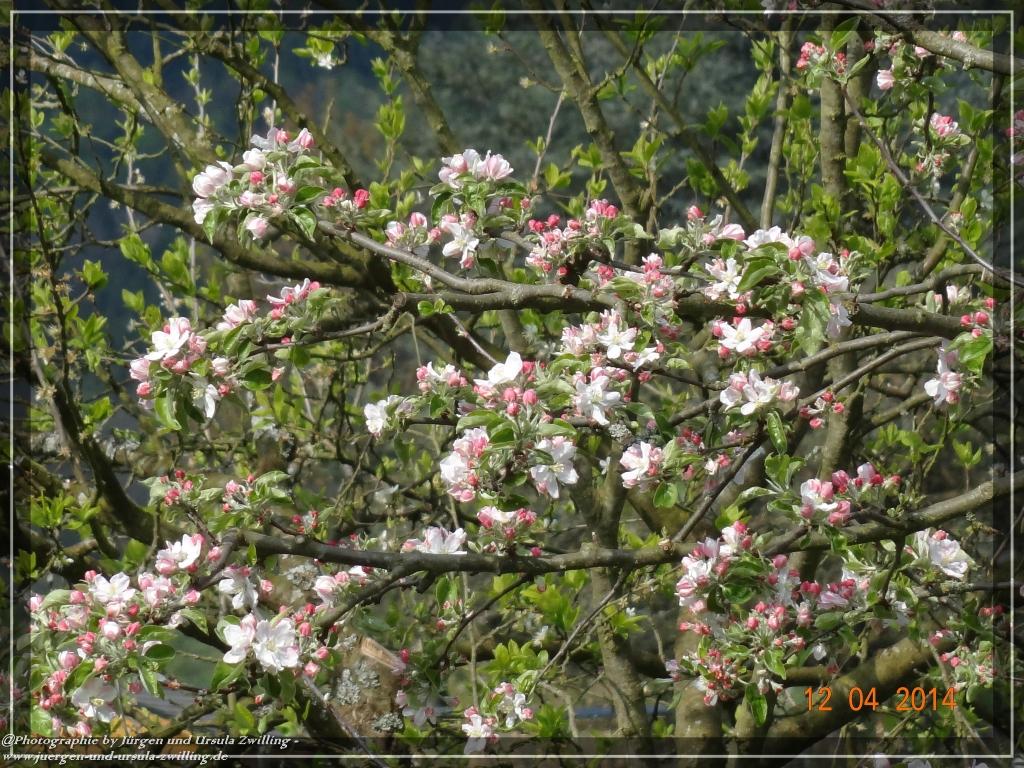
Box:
[439,428,490,502]
[290,508,320,535]
[415,361,468,394]
[585,199,620,220]
[525,213,584,275]
[476,506,539,550]
[692,649,741,705]
[386,211,441,248]
[160,469,194,507]
[795,42,845,74]
[322,186,370,211]
[797,462,899,527]
[222,475,254,512]
[959,309,991,336]
[799,389,843,429]
[267,278,321,320]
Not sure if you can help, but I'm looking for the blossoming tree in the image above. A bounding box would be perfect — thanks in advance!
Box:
[11,5,1022,763]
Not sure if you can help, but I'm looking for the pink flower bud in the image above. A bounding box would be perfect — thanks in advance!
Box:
[353,189,370,209]
[58,651,80,670]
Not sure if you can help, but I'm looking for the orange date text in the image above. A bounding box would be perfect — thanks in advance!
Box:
[805,686,956,712]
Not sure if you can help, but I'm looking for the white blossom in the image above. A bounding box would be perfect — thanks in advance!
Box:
[252,617,300,672]
[529,437,579,498]
[217,568,258,611]
[222,614,257,664]
[89,573,136,606]
[70,678,118,722]
[573,375,621,425]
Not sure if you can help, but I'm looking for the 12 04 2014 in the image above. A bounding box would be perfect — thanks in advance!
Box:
[805,686,958,712]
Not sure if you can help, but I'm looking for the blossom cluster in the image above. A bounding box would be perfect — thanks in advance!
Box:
[28,549,209,734]
[795,462,901,527]
[524,199,637,277]
[874,31,969,95]
[668,518,977,710]
[192,125,375,239]
[719,369,799,416]
[129,278,324,423]
[461,682,534,754]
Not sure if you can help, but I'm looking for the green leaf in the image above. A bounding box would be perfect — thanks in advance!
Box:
[211,660,244,692]
[830,18,859,52]
[65,660,94,693]
[143,643,176,662]
[457,410,503,431]
[293,186,324,205]
[241,367,274,391]
[765,453,803,489]
[154,394,183,432]
[139,665,163,698]
[119,233,152,267]
[536,419,576,438]
[31,705,53,736]
[81,259,107,289]
[203,207,222,243]
[735,486,774,506]
[765,411,788,454]
[292,207,318,240]
[653,482,678,509]
[737,257,780,291]
[39,589,71,611]
[814,612,844,631]
[234,702,256,734]
[954,333,991,375]
[745,684,769,725]
[177,608,208,634]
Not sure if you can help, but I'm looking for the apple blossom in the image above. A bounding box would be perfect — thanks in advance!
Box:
[145,317,192,362]
[403,526,468,555]
[222,614,258,664]
[192,161,233,199]
[252,617,300,672]
[70,678,118,723]
[462,712,495,754]
[154,533,203,575]
[529,436,579,498]
[718,318,767,355]
[912,529,972,579]
[89,573,136,606]
[573,372,622,425]
[924,344,963,406]
[619,441,663,490]
[217,567,259,611]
